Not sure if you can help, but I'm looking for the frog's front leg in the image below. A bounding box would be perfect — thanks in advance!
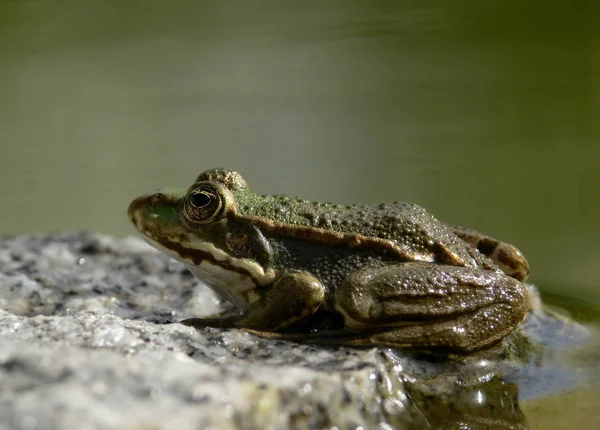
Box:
[334,262,530,353]
[182,272,325,331]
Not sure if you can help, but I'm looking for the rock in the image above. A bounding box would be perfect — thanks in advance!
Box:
[0,232,592,430]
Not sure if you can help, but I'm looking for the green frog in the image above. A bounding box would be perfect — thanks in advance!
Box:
[128,168,531,353]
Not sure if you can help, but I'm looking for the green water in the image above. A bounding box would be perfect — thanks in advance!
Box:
[0,1,598,427]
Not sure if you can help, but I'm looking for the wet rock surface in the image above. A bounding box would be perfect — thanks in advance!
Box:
[0,232,593,430]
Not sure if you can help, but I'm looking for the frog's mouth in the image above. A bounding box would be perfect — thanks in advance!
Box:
[134,222,274,281]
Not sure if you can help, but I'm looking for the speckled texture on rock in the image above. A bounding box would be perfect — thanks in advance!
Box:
[0,232,593,430]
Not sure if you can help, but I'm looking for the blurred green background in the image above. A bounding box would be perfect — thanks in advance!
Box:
[1,1,598,301]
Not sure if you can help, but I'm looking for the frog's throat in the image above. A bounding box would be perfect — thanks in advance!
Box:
[140,234,277,289]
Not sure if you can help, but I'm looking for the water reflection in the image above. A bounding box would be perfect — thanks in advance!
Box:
[377,291,597,429]
[404,376,528,430]
[377,348,528,429]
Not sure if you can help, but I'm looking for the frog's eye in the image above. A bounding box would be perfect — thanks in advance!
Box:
[189,192,212,208]
[184,185,225,224]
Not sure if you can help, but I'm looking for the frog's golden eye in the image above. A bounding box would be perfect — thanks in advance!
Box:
[184,185,225,224]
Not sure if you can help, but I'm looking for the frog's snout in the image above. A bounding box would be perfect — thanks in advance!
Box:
[128,188,188,233]
[128,191,165,229]
[127,195,149,230]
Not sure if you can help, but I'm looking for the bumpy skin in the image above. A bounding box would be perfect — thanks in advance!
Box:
[128,168,531,353]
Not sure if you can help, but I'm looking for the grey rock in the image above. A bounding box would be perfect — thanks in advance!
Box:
[0,232,592,430]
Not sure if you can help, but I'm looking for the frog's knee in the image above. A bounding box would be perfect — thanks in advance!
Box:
[333,271,376,328]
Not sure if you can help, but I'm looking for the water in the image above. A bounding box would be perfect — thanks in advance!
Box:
[0,1,598,428]
[522,292,600,430]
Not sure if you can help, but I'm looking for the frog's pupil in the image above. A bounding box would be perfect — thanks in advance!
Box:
[191,192,211,208]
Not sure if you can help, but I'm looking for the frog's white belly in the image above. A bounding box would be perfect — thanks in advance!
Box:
[187,262,258,309]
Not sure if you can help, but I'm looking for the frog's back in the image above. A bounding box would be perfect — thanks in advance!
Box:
[233,192,487,266]
[235,192,420,238]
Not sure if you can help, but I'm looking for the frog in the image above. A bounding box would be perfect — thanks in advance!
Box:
[127,168,531,353]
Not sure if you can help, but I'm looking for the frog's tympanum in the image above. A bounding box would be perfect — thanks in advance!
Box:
[128,168,531,353]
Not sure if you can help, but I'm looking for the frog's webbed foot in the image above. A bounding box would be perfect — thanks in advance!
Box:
[334,262,530,353]
[448,225,530,282]
[183,272,326,332]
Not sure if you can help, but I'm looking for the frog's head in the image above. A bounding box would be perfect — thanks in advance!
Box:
[127,169,275,307]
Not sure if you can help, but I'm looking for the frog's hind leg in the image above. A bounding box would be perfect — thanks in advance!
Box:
[448,225,530,282]
[333,262,530,353]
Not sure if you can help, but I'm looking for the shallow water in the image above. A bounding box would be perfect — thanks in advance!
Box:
[0,1,598,428]
[524,386,600,430]
[521,292,600,429]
